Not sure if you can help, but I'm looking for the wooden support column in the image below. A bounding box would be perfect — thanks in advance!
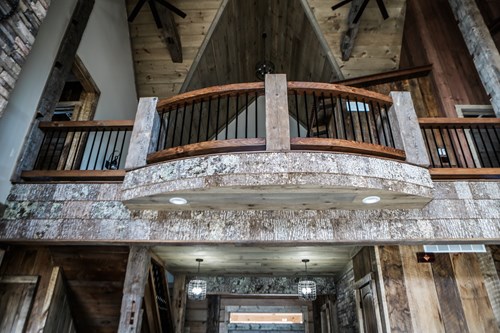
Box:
[15,0,95,177]
[388,91,430,167]
[265,74,290,151]
[207,295,221,333]
[125,97,160,170]
[448,0,500,117]
[172,274,187,333]
[118,247,151,333]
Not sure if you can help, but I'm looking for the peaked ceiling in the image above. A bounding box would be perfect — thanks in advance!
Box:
[127,0,407,98]
[181,0,342,92]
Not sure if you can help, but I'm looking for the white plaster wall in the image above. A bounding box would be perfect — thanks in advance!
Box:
[0,0,77,203]
[0,0,137,203]
[77,0,137,120]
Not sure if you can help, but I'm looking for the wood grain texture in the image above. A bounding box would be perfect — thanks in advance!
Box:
[20,170,126,181]
[173,274,187,333]
[38,120,134,131]
[429,168,500,180]
[290,137,406,160]
[400,245,445,333]
[337,65,433,87]
[431,254,470,333]
[146,138,266,164]
[452,253,500,333]
[266,75,291,151]
[377,246,413,333]
[419,117,500,127]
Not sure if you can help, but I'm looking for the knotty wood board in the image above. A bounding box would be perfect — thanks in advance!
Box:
[431,254,469,333]
[451,253,500,333]
[400,245,445,333]
[377,246,413,333]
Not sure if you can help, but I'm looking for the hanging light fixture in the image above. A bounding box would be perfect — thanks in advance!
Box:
[255,32,275,81]
[298,259,316,301]
[187,259,207,301]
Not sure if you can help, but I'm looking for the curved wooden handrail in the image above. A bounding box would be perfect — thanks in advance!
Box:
[38,120,134,131]
[287,81,393,105]
[156,82,265,110]
[291,138,406,160]
[419,117,500,128]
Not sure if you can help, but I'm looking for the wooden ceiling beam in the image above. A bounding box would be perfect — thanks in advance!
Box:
[157,4,183,63]
[341,0,366,61]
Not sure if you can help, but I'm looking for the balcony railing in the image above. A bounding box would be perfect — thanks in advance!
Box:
[148,80,404,164]
[419,117,500,179]
[21,120,133,181]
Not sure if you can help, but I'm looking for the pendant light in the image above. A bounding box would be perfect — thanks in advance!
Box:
[187,259,207,301]
[298,259,316,301]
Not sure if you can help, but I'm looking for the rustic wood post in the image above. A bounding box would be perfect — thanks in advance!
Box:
[172,274,187,333]
[118,246,151,333]
[125,97,160,170]
[207,295,221,333]
[265,74,291,151]
[388,92,430,167]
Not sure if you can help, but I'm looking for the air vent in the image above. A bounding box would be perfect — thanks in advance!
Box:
[423,244,486,253]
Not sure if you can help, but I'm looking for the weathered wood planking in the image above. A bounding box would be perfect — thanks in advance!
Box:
[400,0,490,116]
[173,274,187,333]
[377,246,413,333]
[39,267,76,333]
[307,0,406,78]
[431,254,470,333]
[451,253,500,333]
[400,245,446,333]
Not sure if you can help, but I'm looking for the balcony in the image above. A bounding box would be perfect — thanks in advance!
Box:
[20,75,499,211]
[120,75,433,211]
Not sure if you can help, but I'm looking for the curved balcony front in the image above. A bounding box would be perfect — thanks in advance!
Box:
[122,75,433,210]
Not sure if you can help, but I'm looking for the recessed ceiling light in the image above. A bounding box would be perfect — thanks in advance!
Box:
[169,197,188,205]
[362,196,381,204]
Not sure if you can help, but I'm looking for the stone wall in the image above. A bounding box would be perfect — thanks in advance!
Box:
[335,262,359,333]
[0,0,50,116]
[0,181,499,243]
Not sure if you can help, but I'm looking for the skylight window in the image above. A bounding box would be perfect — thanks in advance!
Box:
[347,101,370,112]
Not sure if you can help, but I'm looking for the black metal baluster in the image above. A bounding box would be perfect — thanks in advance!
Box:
[422,128,437,167]
[197,99,204,142]
[117,129,128,168]
[346,97,357,141]
[484,125,500,166]
[85,130,98,170]
[34,131,49,169]
[445,127,459,167]
[48,130,63,170]
[255,92,259,137]
[354,97,365,143]
[329,93,338,139]
[376,102,389,146]
[369,100,381,145]
[235,94,239,139]
[93,130,105,170]
[320,93,330,138]
[294,91,300,137]
[71,129,86,170]
[380,103,396,147]
[245,93,249,138]
[101,130,113,170]
[187,102,194,144]
[462,126,480,168]
[430,127,444,168]
[338,96,348,140]
[225,96,230,140]
[437,127,451,167]
[476,126,494,167]
[171,104,180,148]
[362,98,373,144]
[206,96,212,141]
[455,127,473,168]
[304,92,310,137]
[312,92,321,138]
[215,96,221,140]
[157,110,164,151]
[179,102,187,146]
[162,108,171,150]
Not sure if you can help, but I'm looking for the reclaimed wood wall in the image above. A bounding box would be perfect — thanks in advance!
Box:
[377,245,500,333]
[184,296,314,332]
[0,0,51,117]
[400,0,490,117]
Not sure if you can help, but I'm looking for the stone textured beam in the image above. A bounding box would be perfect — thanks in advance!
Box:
[448,0,500,117]
[194,276,336,295]
[1,181,500,243]
[125,97,159,170]
[388,92,430,167]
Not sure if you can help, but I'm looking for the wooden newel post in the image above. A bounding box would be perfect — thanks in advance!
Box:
[265,74,291,151]
[118,246,151,333]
